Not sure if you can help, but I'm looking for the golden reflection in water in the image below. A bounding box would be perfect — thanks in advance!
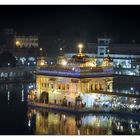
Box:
[27,108,140,135]
[35,110,76,135]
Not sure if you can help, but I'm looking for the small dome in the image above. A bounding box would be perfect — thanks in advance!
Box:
[71,54,89,63]
[104,55,113,62]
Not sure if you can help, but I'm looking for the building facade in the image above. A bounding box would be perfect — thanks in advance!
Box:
[65,38,140,76]
[33,45,113,108]
[14,36,39,48]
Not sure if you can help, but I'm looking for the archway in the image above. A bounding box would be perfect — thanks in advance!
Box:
[39,91,49,104]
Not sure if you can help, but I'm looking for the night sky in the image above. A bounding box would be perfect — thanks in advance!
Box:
[0,5,140,43]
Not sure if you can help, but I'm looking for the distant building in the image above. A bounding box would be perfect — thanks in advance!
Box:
[97,38,111,57]
[65,38,140,76]
[14,35,39,48]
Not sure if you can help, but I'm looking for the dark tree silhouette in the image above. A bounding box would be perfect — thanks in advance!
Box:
[0,51,17,67]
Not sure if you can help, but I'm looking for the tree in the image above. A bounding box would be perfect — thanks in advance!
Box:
[0,51,17,67]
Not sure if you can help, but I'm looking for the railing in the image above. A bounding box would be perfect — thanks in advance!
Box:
[28,102,140,116]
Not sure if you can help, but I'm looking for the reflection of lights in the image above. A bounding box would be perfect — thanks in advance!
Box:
[21,89,24,102]
[131,128,136,133]
[7,91,10,101]
[120,126,123,132]
[28,120,31,127]
[77,129,80,135]
[117,126,119,130]
[40,48,43,51]
[130,123,133,128]
[8,63,10,66]
[118,122,120,126]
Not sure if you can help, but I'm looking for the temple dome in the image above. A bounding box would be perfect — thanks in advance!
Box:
[71,54,89,63]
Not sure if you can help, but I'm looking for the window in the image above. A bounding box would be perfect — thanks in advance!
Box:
[35,40,38,43]
[100,48,104,50]
[44,83,46,88]
[57,84,61,89]
[62,84,65,90]
[100,84,103,90]
[100,53,104,55]
[67,84,69,90]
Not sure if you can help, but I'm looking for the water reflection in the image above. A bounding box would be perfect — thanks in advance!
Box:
[0,83,34,104]
[0,81,140,135]
[27,108,140,135]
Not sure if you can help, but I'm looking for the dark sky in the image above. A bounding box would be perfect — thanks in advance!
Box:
[0,5,140,42]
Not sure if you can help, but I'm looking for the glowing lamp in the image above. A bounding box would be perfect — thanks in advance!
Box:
[40,62,44,66]
[78,44,83,54]
[88,62,96,67]
[62,60,67,66]
[16,41,20,46]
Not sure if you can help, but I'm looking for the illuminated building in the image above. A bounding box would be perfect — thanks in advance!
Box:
[14,35,38,48]
[65,38,140,76]
[35,44,113,107]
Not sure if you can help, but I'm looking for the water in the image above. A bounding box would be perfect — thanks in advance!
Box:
[0,82,140,135]
[27,108,140,135]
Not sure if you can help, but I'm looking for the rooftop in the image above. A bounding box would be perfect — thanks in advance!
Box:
[36,44,114,78]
